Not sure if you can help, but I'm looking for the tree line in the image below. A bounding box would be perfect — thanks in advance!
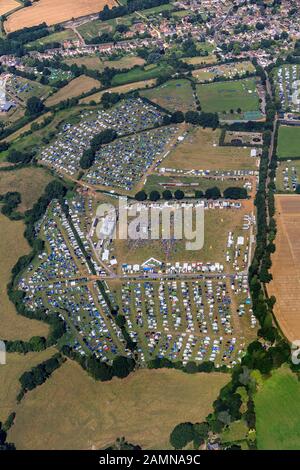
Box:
[135,186,248,202]
[18,353,64,401]
[80,128,118,169]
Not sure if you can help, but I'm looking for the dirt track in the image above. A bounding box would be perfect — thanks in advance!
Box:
[267,195,300,342]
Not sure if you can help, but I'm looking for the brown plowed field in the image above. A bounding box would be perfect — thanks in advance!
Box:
[267,195,300,342]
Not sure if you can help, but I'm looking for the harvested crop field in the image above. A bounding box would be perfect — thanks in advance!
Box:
[5,0,116,32]
[0,349,57,423]
[161,127,257,171]
[0,167,53,212]
[267,195,300,342]
[0,0,19,16]
[9,360,228,449]
[45,75,101,107]
[0,213,48,341]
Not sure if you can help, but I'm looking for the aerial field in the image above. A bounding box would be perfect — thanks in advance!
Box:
[141,79,196,112]
[144,174,245,194]
[196,79,260,115]
[267,195,300,342]
[111,63,173,86]
[26,29,77,48]
[0,0,20,16]
[193,62,255,83]
[183,55,217,66]
[255,366,300,450]
[65,55,145,72]
[0,349,57,423]
[277,125,300,159]
[78,17,117,39]
[161,128,257,171]
[276,160,300,193]
[1,107,89,160]
[0,167,53,212]
[115,204,251,266]
[0,213,49,341]
[7,76,51,104]
[79,79,156,104]
[4,112,52,143]
[5,0,116,32]
[8,360,228,449]
[45,75,101,107]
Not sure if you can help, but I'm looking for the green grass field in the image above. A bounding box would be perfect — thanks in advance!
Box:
[140,79,195,112]
[78,15,133,39]
[255,366,300,450]
[277,125,300,159]
[139,3,174,16]
[220,420,249,446]
[196,78,260,114]
[111,63,173,86]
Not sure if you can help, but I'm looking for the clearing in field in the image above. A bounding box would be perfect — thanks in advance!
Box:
[0,0,19,16]
[267,195,300,342]
[196,79,260,116]
[8,360,228,449]
[277,125,300,159]
[255,366,300,450]
[0,349,57,423]
[5,0,116,32]
[0,166,53,212]
[0,213,48,341]
[161,127,257,171]
[140,79,196,112]
[45,75,101,107]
